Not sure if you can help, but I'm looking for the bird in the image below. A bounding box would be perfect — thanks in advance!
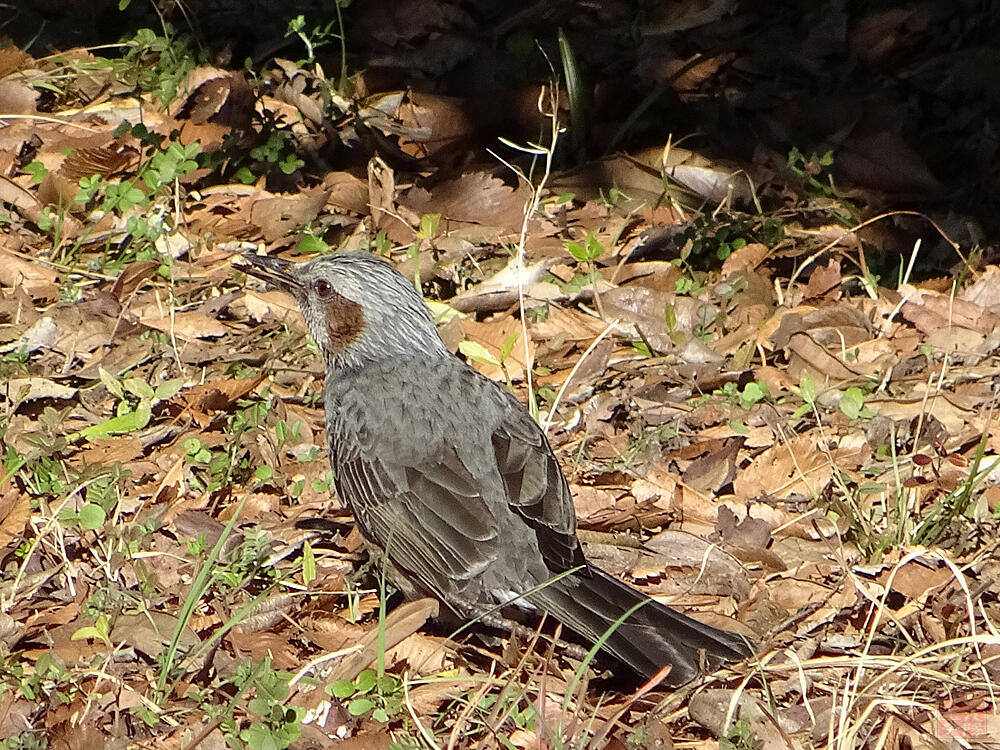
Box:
[240,250,754,686]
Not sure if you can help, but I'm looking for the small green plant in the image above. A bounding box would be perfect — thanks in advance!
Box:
[786,146,835,198]
[117,26,199,106]
[250,130,305,179]
[675,212,784,272]
[3,651,78,706]
[790,371,818,421]
[182,396,274,495]
[417,212,441,242]
[221,115,306,185]
[459,333,520,389]
[287,13,338,68]
[68,369,182,444]
[58,464,130,531]
[597,186,628,209]
[71,613,112,646]
[2,406,73,500]
[565,231,605,294]
[328,668,405,723]
[232,660,304,750]
[371,230,392,256]
[0,350,30,378]
[912,433,991,546]
[286,2,353,91]
[213,527,275,591]
[297,226,330,254]
[35,205,68,248]
[142,140,200,190]
[0,732,47,750]
[721,720,762,750]
[715,380,771,410]
[23,161,47,184]
[838,386,874,421]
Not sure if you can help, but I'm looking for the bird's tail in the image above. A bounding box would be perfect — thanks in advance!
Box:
[528,566,754,686]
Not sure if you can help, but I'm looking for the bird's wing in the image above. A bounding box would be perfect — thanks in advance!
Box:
[333,386,585,606]
[336,446,501,604]
[490,392,585,573]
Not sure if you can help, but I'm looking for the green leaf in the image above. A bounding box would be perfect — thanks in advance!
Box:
[458,340,500,367]
[99,367,125,399]
[839,387,865,420]
[154,378,183,400]
[24,161,48,184]
[301,540,316,585]
[72,626,105,642]
[799,371,816,404]
[134,401,152,429]
[566,241,588,262]
[499,333,518,362]
[425,299,465,324]
[278,153,304,174]
[347,697,375,716]
[297,234,329,254]
[675,276,695,295]
[858,481,887,494]
[418,213,441,239]
[255,465,273,483]
[727,420,748,434]
[664,305,677,332]
[354,669,376,693]
[72,615,110,643]
[78,503,107,530]
[631,340,652,357]
[329,679,356,699]
[741,381,766,407]
[582,233,604,261]
[71,402,151,441]
[241,724,279,750]
[124,378,155,400]
[376,675,399,693]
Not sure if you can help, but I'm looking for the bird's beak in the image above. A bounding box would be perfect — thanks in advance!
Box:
[239,253,298,295]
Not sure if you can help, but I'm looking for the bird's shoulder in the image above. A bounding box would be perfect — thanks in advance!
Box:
[325,355,515,457]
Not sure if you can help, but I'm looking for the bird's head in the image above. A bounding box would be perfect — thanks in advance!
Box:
[240,251,448,369]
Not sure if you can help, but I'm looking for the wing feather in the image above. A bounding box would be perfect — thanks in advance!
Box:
[491,402,584,573]
[331,369,586,608]
[335,448,500,604]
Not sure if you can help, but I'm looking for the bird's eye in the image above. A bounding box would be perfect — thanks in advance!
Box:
[313,279,333,298]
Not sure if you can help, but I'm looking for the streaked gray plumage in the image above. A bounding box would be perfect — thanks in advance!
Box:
[241,250,753,685]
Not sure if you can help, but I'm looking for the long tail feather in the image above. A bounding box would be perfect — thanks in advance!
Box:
[529,566,754,685]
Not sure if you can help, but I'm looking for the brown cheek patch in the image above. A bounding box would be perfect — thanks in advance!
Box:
[324,292,365,353]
